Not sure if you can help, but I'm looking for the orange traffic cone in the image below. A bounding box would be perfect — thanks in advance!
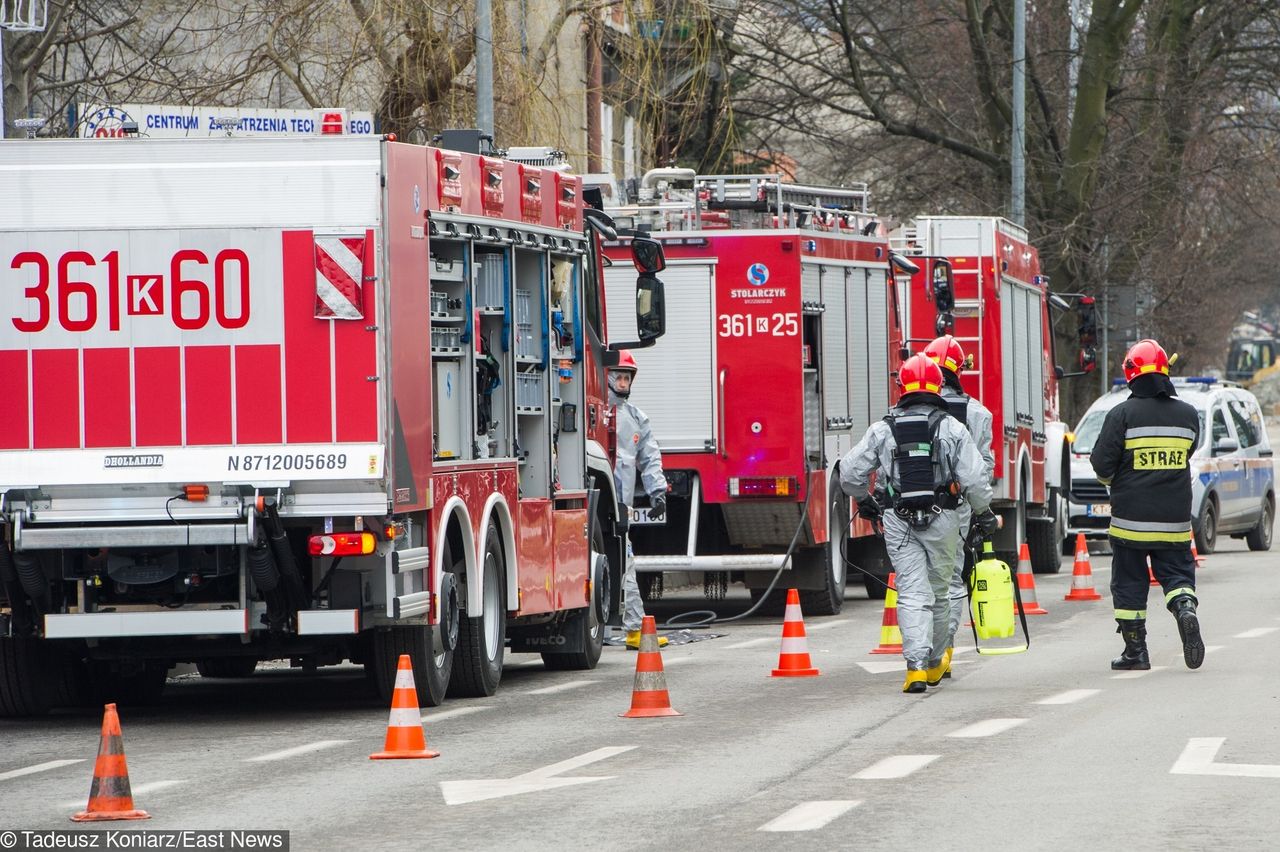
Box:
[370,655,439,759]
[1064,533,1102,601]
[771,588,820,677]
[870,573,903,654]
[71,704,150,822]
[1014,542,1048,615]
[1191,540,1205,567]
[1148,556,1160,586]
[621,615,681,718]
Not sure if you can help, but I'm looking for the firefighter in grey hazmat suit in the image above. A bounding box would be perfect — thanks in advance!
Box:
[923,335,996,680]
[609,350,669,649]
[840,355,998,693]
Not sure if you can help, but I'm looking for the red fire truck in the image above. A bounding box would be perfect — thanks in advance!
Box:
[892,216,1071,572]
[601,174,910,613]
[0,134,665,715]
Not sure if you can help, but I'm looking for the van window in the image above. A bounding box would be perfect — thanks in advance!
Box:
[1211,407,1231,448]
[1227,398,1259,447]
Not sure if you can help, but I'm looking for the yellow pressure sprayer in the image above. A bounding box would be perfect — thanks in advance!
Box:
[968,539,1030,655]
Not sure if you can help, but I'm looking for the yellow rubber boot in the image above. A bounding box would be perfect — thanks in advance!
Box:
[903,669,928,694]
[625,631,669,649]
[926,648,953,686]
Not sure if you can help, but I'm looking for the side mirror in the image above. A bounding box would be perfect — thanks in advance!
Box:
[631,236,666,274]
[1214,437,1240,455]
[636,274,665,341]
[931,259,954,313]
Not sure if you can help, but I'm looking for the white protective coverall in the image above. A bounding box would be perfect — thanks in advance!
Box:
[611,389,668,632]
[942,384,996,646]
[840,400,994,669]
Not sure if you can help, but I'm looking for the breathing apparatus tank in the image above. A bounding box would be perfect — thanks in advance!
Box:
[968,540,1029,655]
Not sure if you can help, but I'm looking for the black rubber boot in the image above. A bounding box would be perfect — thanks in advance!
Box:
[1110,619,1150,671]
[1171,596,1204,670]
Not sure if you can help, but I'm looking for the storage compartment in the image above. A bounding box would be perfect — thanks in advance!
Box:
[433,361,463,459]
[476,252,505,308]
[515,370,546,412]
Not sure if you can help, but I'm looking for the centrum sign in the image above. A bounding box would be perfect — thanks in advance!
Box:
[78,104,375,138]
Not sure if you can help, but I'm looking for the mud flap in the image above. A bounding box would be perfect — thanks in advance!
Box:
[509,616,590,655]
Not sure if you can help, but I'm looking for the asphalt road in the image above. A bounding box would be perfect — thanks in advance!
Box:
[2,533,1277,851]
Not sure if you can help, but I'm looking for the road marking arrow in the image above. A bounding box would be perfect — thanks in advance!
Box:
[440,746,637,805]
[1171,738,1280,778]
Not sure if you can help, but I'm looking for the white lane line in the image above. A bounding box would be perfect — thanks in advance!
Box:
[952,647,975,655]
[64,779,187,809]
[725,637,775,650]
[806,619,851,632]
[1205,645,1224,653]
[758,801,860,832]
[424,705,494,723]
[852,754,939,779]
[1112,666,1168,679]
[0,759,84,782]
[1171,738,1280,778]
[504,658,545,669]
[662,656,694,666]
[523,680,598,696]
[1036,688,1102,705]
[246,740,349,762]
[1235,628,1279,639]
[946,718,1027,738]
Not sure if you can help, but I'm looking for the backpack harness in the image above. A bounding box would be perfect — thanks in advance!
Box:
[884,407,962,529]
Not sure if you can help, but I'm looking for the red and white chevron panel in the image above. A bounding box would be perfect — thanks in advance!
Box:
[314,236,366,319]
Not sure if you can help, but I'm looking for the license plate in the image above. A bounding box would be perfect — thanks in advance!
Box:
[1087,503,1111,518]
[631,507,665,526]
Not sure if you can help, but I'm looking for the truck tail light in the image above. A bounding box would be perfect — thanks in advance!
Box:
[729,476,798,498]
[183,484,209,502]
[308,532,376,556]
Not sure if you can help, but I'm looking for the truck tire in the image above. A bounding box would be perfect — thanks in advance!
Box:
[368,622,451,707]
[543,523,607,671]
[449,523,506,698]
[0,637,53,717]
[800,492,849,616]
[1028,489,1065,574]
[1246,493,1274,552]
[197,658,258,679]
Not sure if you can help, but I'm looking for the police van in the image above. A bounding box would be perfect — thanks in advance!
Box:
[1066,378,1274,554]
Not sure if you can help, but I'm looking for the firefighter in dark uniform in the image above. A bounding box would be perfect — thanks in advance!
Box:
[1090,339,1205,670]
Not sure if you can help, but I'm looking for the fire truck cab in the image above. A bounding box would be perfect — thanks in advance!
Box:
[601,174,907,613]
[892,216,1068,572]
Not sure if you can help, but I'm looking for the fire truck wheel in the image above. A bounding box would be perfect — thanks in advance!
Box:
[367,622,451,707]
[449,523,506,698]
[799,494,849,616]
[0,637,54,717]
[1028,489,1066,574]
[543,523,607,671]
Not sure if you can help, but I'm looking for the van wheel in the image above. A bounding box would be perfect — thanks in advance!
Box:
[449,523,505,697]
[1194,495,1218,555]
[1246,493,1274,552]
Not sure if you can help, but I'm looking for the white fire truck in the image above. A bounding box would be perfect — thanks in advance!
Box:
[892,216,1073,572]
[601,174,910,613]
[0,134,665,715]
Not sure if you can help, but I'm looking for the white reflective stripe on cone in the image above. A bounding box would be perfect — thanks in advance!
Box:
[780,637,811,654]
[783,604,803,620]
[387,707,422,728]
[394,668,416,690]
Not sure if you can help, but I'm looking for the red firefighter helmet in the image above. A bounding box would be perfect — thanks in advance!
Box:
[610,349,638,375]
[1123,339,1169,383]
[922,335,970,375]
[897,354,944,397]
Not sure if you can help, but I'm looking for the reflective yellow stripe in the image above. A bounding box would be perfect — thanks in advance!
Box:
[1114,609,1147,620]
[1109,526,1193,543]
[1164,587,1195,605]
[1098,476,1113,486]
[1124,437,1194,450]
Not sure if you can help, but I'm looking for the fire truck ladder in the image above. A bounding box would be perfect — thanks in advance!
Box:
[694,174,874,230]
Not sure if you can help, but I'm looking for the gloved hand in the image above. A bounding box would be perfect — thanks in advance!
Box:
[648,495,666,521]
[856,495,882,521]
[975,509,1001,536]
